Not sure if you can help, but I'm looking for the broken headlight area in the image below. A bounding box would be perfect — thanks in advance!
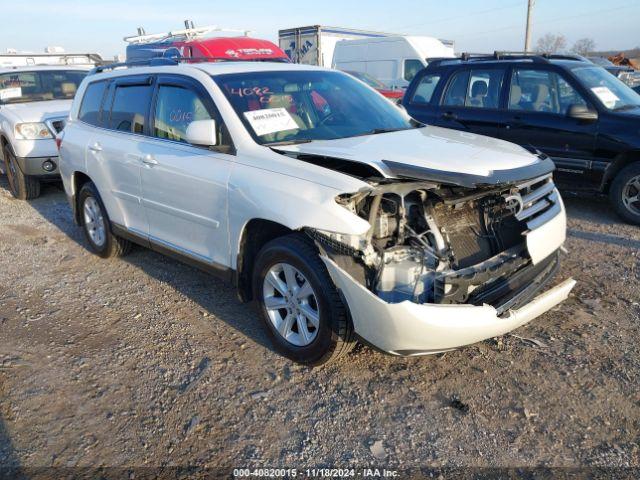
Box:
[309,173,561,312]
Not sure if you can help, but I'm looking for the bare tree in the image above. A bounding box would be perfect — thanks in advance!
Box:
[535,33,567,54]
[571,38,596,56]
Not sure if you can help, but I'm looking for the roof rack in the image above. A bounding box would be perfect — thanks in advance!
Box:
[124,19,250,45]
[91,57,178,74]
[0,52,103,67]
[427,51,587,67]
[89,55,282,75]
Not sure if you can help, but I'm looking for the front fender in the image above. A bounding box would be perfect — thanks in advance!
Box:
[227,162,370,269]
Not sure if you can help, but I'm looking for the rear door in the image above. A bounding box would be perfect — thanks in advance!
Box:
[500,66,598,188]
[434,66,507,138]
[86,76,153,236]
[138,75,234,268]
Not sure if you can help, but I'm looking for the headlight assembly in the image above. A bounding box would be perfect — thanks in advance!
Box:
[15,122,53,140]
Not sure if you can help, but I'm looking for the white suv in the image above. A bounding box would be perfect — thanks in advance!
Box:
[0,66,90,199]
[58,61,575,365]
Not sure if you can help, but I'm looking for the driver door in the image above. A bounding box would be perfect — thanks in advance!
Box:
[500,66,598,188]
[138,75,235,268]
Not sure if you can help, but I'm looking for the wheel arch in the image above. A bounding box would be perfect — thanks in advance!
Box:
[71,171,93,225]
[235,218,296,302]
[601,151,640,192]
[0,134,10,162]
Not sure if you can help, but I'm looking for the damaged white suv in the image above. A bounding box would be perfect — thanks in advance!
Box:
[59,61,575,364]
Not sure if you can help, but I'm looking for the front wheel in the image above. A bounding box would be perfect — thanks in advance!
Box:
[78,182,132,258]
[252,233,355,366]
[609,163,640,225]
[3,145,40,200]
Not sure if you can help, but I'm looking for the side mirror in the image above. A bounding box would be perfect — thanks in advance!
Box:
[567,104,598,122]
[185,119,218,146]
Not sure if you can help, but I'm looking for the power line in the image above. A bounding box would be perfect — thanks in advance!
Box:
[368,1,523,32]
[455,2,638,40]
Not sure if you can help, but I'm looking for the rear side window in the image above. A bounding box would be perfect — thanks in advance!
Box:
[411,73,441,104]
[443,70,468,106]
[404,59,423,82]
[466,69,504,109]
[443,69,505,109]
[109,84,152,134]
[78,81,107,126]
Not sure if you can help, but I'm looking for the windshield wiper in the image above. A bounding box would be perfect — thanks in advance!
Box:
[612,104,638,112]
[351,127,414,138]
[264,139,313,146]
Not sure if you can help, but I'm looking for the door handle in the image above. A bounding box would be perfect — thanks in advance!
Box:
[441,111,457,120]
[142,154,158,166]
[88,142,102,152]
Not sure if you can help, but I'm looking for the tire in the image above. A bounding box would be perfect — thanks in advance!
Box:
[78,182,132,258]
[609,162,640,225]
[3,145,40,200]
[252,233,356,366]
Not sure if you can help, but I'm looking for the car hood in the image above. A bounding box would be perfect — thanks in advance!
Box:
[1,99,72,123]
[277,126,543,183]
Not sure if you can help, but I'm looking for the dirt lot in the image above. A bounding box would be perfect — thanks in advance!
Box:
[0,177,639,475]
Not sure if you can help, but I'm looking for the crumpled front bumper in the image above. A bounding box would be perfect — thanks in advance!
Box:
[323,256,575,355]
[321,195,574,356]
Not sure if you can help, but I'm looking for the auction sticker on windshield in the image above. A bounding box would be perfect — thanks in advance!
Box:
[591,86,619,109]
[0,87,22,101]
[243,108,299,136]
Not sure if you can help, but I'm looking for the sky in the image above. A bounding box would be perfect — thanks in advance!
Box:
[1,0,638,59]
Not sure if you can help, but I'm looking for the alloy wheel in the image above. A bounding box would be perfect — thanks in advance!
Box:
[5,150,18,196]
[262,263,320,347]
[83,196,106,247]
[622,174,640,216]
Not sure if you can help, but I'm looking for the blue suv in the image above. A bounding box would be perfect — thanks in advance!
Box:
[403,53,640,225]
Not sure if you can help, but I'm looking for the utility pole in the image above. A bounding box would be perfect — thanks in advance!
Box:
[524,0,535,52]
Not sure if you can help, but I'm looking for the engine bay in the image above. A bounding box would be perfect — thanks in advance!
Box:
[310,173,561,309]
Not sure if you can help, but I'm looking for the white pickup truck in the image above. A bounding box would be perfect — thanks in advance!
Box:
[0,58,98,199]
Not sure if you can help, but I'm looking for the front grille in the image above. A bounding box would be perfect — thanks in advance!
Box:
[430,174,561,306]
[45,118,66,134]
[514,174,560,229]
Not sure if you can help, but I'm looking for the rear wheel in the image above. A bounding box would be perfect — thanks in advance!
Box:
[78,182,131,258]
[3,145,40,200]
[609,163,640,225]
[252,233,355,365]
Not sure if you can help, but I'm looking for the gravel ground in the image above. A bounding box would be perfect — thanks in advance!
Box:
[0,178,639,475]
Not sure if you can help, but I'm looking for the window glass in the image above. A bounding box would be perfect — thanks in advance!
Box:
[466,69,504,109]
[0,70,86,105]
[78,81,107,126]
[509,68,587,114]
[215,70,416,145]
[443,70,469,106]
[411,74,441,104]
[404,59,423,82]
[154,85,213,142]
[557,75,587,112]
[109,84,152,134]
[572,66,640,111]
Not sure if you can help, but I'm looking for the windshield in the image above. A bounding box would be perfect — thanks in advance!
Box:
[343,70,386,90]
[215,70,415,145]
[572,66,640,111]
[0,70,86,105]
